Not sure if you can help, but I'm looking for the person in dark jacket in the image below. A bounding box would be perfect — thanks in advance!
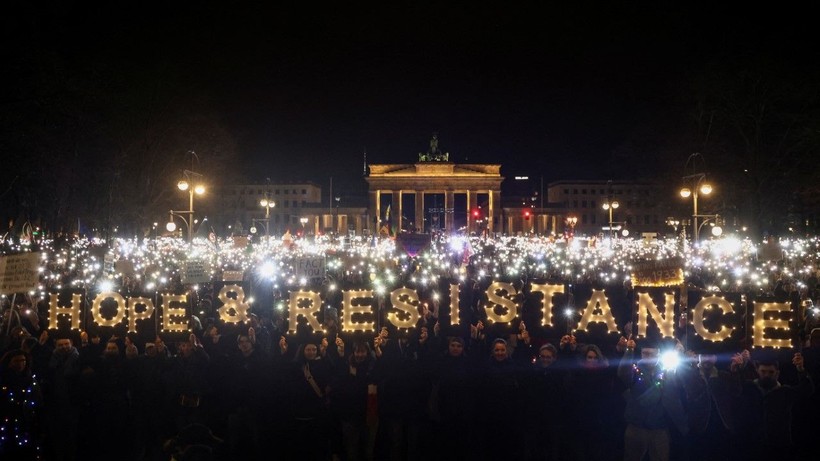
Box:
[163,334,211,433]
[0,349,43,459]
[684,353,736,461]
[427,335,480,459]
[566,343,617,461]
[372,327,429,461]
[521,343,568,461]
[43,335,80,461]
[731,352,814,461]
[618,339,688,461]
[478,338,523,460]
[329,339,377,461]
[283,340,333,460]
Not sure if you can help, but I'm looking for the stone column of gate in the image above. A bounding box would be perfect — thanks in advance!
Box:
[445,191,454,232]
[390,191,400,233]
[354,215,362,235]
[395,190,403,233]
[467,190,478,234]
[369,190,380,233]
[414,190,424,232]
[489,190,501,234]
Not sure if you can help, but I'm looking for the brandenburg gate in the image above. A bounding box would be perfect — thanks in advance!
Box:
[366,136,503,234]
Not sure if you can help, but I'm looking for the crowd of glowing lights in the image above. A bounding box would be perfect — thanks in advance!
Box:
[2,233,819,304]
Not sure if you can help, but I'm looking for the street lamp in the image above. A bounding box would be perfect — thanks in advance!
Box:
[602,200,619,240]
[698,215,723,239]
[679,153,713,242]
[300,217,308,236]
[260,196,275,236]
[172,151,205,241]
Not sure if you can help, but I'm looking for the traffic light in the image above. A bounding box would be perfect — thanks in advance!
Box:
[473,209,480,218]
[523,210,531,220]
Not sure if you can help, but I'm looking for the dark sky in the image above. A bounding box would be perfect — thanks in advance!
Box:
[7,2,819,193]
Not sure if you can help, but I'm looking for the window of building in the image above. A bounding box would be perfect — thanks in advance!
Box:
[582,200,587,208]
[564,189,569,195]
[302,189,307,194]
[284,201,289,208]
[591,200,596,208]
[582,214,588,224]
[285,190,289,195]
[573,189,578,194]
[573,200,578,208]
[591,214,596,224]
[582,189,587,194]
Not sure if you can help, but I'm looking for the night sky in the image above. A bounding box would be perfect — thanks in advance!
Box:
[5,2,819,197]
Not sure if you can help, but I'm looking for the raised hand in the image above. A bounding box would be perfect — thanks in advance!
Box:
[419,327,428,344]
[793,352,805,372]
[520,328,530,345]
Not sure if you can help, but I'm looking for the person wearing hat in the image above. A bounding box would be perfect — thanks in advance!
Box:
[618,337,688,461]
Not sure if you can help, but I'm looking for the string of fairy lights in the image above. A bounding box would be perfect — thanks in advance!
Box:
[2,233,816,349]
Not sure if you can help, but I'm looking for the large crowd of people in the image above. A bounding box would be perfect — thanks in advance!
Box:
[1,234,819,460]
[1,311,817,461]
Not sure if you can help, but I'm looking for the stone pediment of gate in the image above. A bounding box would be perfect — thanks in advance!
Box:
[368,163,501,177]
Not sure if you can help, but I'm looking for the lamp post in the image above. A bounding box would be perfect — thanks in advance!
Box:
[602,200,619,240]
[172,151,205,241]
[679,153,713,242]
[698,215,723,239]
[334,196,341,235]
[300,217,308,236]
[260,196,275,237]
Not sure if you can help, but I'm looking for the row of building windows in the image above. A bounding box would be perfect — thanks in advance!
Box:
[231,200,306,209]
[227,188,311,196]
[572,214,660,225]
[566,200,656,209]
[562,188,651,196]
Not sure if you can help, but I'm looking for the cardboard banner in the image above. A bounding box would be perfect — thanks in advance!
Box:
[295,257,326,280]
[631,257,684,286]
[182,259,210,284]
[0,252,41,294]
